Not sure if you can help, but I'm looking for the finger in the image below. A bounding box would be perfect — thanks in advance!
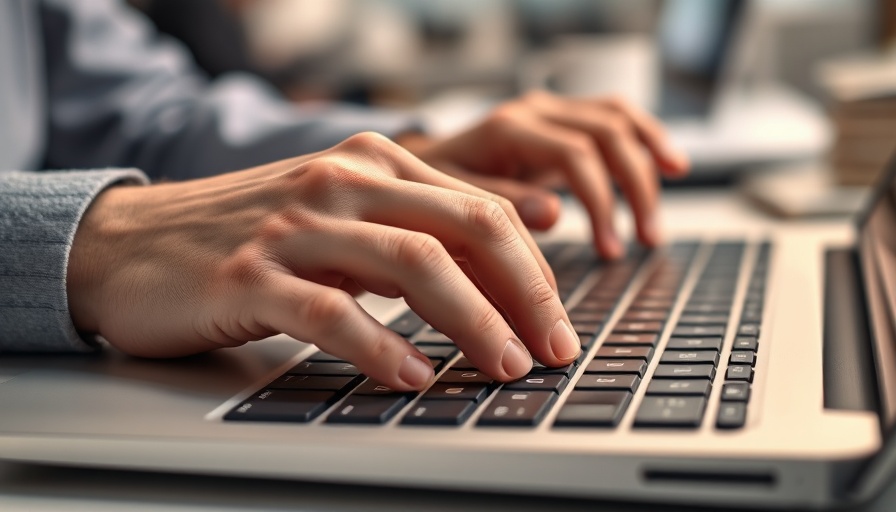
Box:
[256,274,435,391]
[480,113,624,260]
[361,180,581,367]
[601,96,690,176]
[287,222,533,381]
[438,164,563,231]
[367,140,559,293]
[537,105,662,247]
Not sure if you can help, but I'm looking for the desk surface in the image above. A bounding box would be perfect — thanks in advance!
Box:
[0,189,881,511]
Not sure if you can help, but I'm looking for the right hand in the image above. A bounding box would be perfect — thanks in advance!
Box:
[67,133,581,392]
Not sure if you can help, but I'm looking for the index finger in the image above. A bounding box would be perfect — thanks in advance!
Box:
[602,97,690,176]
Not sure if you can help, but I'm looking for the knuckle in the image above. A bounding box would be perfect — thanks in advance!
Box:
[522,89,550,104]
[483,106,517,133]
[388,231,447,271]
[562,134,596,162]
[220,246,271,291]
[340,131,394,153]
[466,198,514,241]
[472,306,505,336]
[303,288,354,326]
[525,279,558,309]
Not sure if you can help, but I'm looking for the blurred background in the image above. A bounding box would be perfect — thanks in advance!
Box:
[128,0,896,217]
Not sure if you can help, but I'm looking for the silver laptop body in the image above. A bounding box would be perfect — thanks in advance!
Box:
[1,163,896,509]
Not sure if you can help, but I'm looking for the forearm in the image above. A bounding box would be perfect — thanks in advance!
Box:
[0,169,147,352]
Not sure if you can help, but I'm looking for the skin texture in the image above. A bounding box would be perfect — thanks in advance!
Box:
[66,93,687,391]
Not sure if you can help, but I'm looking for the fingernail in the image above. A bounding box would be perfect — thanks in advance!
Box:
[501,338,533,378]
[667,145,690,169]
[549,319,580,362]
[518,197,547,225]
[600,230,624,260]
[398,355,434,389]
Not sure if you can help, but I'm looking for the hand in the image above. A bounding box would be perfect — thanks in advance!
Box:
[66,133,581,391]
[399,92,690,259]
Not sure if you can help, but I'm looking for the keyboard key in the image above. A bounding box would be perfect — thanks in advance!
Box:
[653,364,716,380]
[683,304,730,315]
[604,334,658,346]
[572,321,602,335]
[530,361,577,377]
[738,324,761,336]
[477,390,557,427]
[614,321,664,333]
[554,391,632,427]
[326,395,409,424]
[726,365,754,382]
[288,361,360,377]
[721,382,750,401]
[729,351,756,366]
[665,337,722,351]
[414,331,453,345]
[579,334,596,349]
[225,389,334,422]
[717,402,747,429]
[451,357,477,370]
[672,326,725,337]
[595,345,654,360]
[353,380,415,396]
[631,299,674,310]
[660,350,720,366]
[622,310,667,322]
[677,315,729,326]
[732,337,758,351]
[575,374,640,392]
[307,352,347,362]
[439,369,495,385]
[568,311,608,323]
[422,382,490,402]
[387,310,425,337]
[585,359,647,376]
[269,374,358,391]
[635,396,706,428]
[415,345,458,360]
[505,374,569,393]
[646,379,711,396]
[401,400,477,426]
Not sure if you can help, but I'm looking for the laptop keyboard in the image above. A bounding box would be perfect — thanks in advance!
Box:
[224,240,771,431]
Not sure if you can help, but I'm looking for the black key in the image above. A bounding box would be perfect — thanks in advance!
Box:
[530,361,577,377]
[635,396,706,427]
[677,315,729,326]
[401,400,477,426]
[740,310,763,323]
[438,369,494,385]
[729,351,756,366]
[422,382,490,402]
[326,395,409,424]
[721,382,751,401]
[225,389,334,422]
[615,322,664,334]
[269,374,358,391]
[307,352,346,362]
[660,350,720,366]
[585,359,647,376]
[726,365,754,382]
[288,361,360,377]
[572,321,602,335]
[353,380,415,396]
[451,356,477,370]
[738,324,760,336]
[579,334,596,349]
[416,345,458,360]
[554,391,632,427]
[428,357,445,373]
[646,379,711,396]
[732,337,758,352]
[387,310,425,337]
[672,326,725,338]
[632,299,674,310]
[622,310,667,322]
[477,390,556,427]
[505,374,569,393]
[595,345,654,360]
[604,334,658,346]
[575,374,640,392]
[653,364,715,380]
[665,337,722,351]
[683,304,730,315]
[717,402,747,429]
[568,311,608,322]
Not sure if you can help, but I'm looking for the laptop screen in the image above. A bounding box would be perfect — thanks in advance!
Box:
[858,162,896,429]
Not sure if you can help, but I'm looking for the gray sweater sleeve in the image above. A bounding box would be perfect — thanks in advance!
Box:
[0,169,148,352]
[39,0,421,181]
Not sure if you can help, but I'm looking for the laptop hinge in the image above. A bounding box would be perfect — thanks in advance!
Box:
[822,248,879,414]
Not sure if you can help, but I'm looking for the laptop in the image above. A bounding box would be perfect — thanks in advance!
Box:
[0,159,895,509]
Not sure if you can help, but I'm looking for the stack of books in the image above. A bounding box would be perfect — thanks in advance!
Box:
[817,54,896,185]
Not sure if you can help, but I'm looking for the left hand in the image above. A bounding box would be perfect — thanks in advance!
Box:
[398,91,690,260]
